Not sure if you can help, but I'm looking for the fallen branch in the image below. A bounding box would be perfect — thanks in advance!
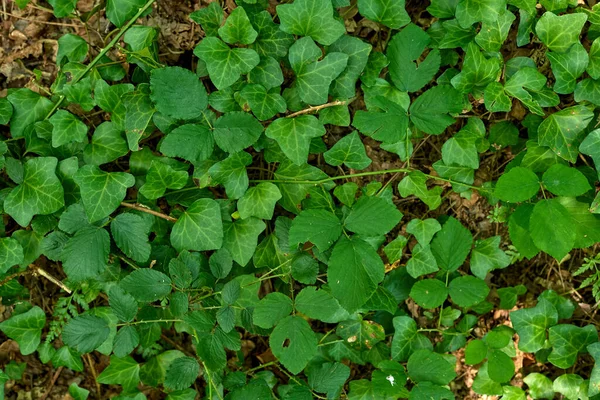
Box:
[286,99,352,119]
[120,202,177,222]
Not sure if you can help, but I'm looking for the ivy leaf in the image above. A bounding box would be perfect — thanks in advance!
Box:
[535,12,587,53]
[248,56,284,90]
[523,373,554,399]
[547,324,598,369]
[548,43,589,95]
[449,276,489,308]
[218,7,258,45]
[327,36,372,99]
[84,122,128,166]
[357,0,410,29]
[269,316,318,374]
[0,306,45,355]
[63,315,110,354]
[470,236,511,279]
[97,356,140,394]
[406,244,439,279]
[288,37,349,105]
[589,342,600,396]
[0,238,24,274]
[106,0,146,27]
[253,292,293,328]
[61,226,110,281]
[409,85,463,135]
[171,198,223,252]
[249,10,294,59]
[328,237,385,312]
[139,161,188,200]
[574,78,600,106]
[208,151,252,199]
[150,66,208,120]
[410,279,448,309]
[289,209,343,251]
[164,357,200,391]
[529,199,576,260]
[397,171,443,210]
[388,24,440,93]
[56,34,88,65]
[510,298,558,352]
[159,124,214,164]
[484,82,512,112]
[222,217,266,266]
[451,42,501,94]
[391,316,433,362]
[120,268,172,303]
[48,0,76,18]
[5,157,64,227]
[352,96,409,143]
[345,195,402,236]
[74,165,135,223]
[194,37,260,90]
[111,213,152,263]
[407,349,456,385]
[541,164,591,197]
[475,9,516,52]
[294,287,348,323]
[428,218,472,274]
[504,67,547,116]
[324,131,372,170]
[265,116,326,165]
[455,0,506,28]
[277,0,345,46]
[553,374,585,400]
[239,84,287,121]
[406,218,441,246]
[237,183,282,220]
[189,2,223,37]
[7,89,54,138]
[494,166,540,202]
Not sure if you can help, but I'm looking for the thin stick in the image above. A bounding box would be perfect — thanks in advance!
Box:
[120,202,177,222]
[33,267,72,294]
[286,99,352,119]
[84,354,101,398]
[45,0,156,119]
[2,12,81,27]
[39,367,63,400]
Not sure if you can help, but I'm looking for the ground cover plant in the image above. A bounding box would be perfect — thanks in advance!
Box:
[0,0,600,398]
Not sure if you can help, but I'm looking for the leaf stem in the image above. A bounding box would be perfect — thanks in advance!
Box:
[45,0,156,119]
[117,318,182,327]
[286,98,355,119]
[120,201,177,222]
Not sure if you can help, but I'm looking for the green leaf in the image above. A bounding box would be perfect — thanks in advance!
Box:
[57,34,88,64]
[529,199,576,260]
[238,183,282,220]
[113,325,139,358]
[574,78,600,106]
[48,0,76,17]
[222,217,266,266]
[475,9,515,52]
[61,226,110,280]
[84,122,128,166]
[253,292,293,328]
[455,0,506,28]
[384,235,408,263]
[409,85,463,135]
[487,349,514,383]
[120,268,172,303]
[357,0,410,29]
[547,324,598,368]
[209,151,252,199]
[74,165,135,223]
[214,111,264,153]
[489,121,519,148]
[0,97,13,125]
[485,82,512,113]
[589,342,600,396]
[108,285,138,323]
[63,315,110,354]
[68,383,89,400]
[51,347,83,372]
[139,161,188,200]
[542,164,591,197]
[159,124,214,164]
[535,11,587,53]
[0,237,24,274]
[7,89,54,138]
[239,84,287,121]
[465,339,487,365]
[497,285,526,310]
[451,42,501,94]
[277,0,346,46]
[265,116,326,165]
[0,306,45,355]
[427,0,459,18]
[288,37,349,105]
[164,357,200,391]
[553,374,585,400]
[328,36,372,99]
[248,56,284,90]
[345,195,402,236]
[97,356,140,393]
[508,204,539,259]
[510,297,558,352]
[352,96,409,143]
[430,217,473,272]
[150,66,208,120]
[588,38,600,80]
[494,166,539,202]
[388,24,440,93]
[548,43,589,95]
[189,2,223,37]
[324,131,371,170]
[328,236,385,312]
[470,236,511,279]
[306,362,350,398]
[410,279,448,309]
[249,10,294,59]
[406,218,441,246]
[194,37,259,90]
[397,171,443,210]
[294,287,348,323]
[407,349,456,385]
[269,315,318,374]
[523,373,554,399]
[111,213,152,263]
[171,198,223,252]
[391,316,433,362]
[106,0,146,27]
[4,157,64,227]
[406,244,439,279]
[504,67,547,116]
[449,276,490,308]
[218,7,257,45]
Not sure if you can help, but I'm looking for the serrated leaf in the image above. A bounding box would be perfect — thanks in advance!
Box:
[277,0,345,46]
[410,279,448,309]
[306,362,350,398]
[120,268,172,303]
[289,209,342,252]
[238,182,282,220]
[407,349,456,385]
[448,275,489,308]
[328,237,385,312]
[218,7,257,45]
[111,213,152,263]
[150,66,208,120]
[4,157,64,227]
[494,166,540,202]
[430,217,473,272]
[164,357,200,391]
[265,116,326,165]
[510,297,558,352]
[171,198,223,252]
[108,285,138,323]
[295,287,348,323]
[535,11,587,53]
[529,199,576,260]
[470,236,511,279]
[352,96,409,143]
[357,0,410,29]
[74,165,135,223]
[409,85,463,135]
[222,217,266,266]
[159,124,214,164]
[270,315,318,374]
[63,315,110,354]
[61,226,109,281]
[542,164,591,197]
[0,306,45,355]
[345,195,402,236]
[391,316,433,362]
[253,292,293,328]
